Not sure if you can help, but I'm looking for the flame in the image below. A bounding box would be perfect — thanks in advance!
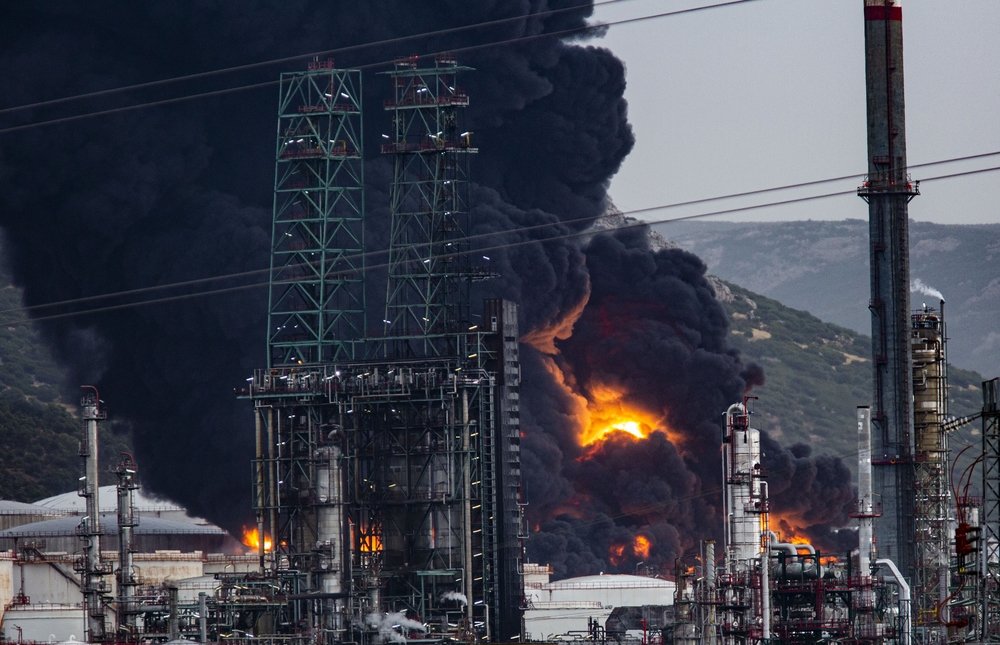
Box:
[608,535,652,566]
[775,527,820,555]
[530,352,675,451]
[580,382,667,447]
[360,535,383,552]
[634,535,651,559]
[242,527,273,552]
[359,529,383,552]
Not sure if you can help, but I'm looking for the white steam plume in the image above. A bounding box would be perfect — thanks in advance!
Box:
[911,278,945,303]
[366,612,427,644]
[439,591,468,606]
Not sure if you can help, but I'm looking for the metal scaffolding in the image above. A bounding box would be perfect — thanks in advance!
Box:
[239,56,522,645]
[244,315,520,643]
[267,59,366,366]
[982,378,1000,641]
[381,54,479,359]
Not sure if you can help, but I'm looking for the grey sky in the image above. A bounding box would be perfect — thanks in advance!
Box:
[592,0,1000,224]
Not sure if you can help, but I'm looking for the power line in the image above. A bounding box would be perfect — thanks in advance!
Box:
[0,0,641,117]
[3,149,996,319]
[0,0,758,136]
[1,162,996,326]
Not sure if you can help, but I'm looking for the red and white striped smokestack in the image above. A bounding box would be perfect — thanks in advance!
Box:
[859,0,918,585]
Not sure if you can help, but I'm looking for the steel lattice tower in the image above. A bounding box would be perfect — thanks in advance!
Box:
[244,56,524,645]
[267,59,366,367]
[857,0,919,587]
[381,54,478,358]
[982,378,1000,641]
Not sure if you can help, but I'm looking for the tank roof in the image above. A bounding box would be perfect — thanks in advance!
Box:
[0,499,70,515]
[545,574,675,590]
[34,486,186,513]
[0,513,226,537]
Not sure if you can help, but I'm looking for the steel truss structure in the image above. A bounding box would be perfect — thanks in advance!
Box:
[381,54,480,359]
[245,325,520,644]
[239,56,523,645]
[267,59,366,366]
[982,378,1000,641]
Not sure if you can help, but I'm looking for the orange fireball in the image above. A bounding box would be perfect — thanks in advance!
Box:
[242,527,273,552]
[633,535,651,559]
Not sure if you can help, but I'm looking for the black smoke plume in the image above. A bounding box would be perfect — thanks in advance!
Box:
[520,228,857,577]
[0,2,853,570]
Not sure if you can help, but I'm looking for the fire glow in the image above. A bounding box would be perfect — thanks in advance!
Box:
[242,527,273,552]
[562,372,666,447]
[529,348,670,450]
[608,534,652,566]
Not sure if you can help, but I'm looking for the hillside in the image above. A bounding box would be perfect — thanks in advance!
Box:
[720,281,985,476]
[659,219,1000,379]
[0,262,131,501]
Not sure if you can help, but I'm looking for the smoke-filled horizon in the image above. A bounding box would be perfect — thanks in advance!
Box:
[0,1,854,576]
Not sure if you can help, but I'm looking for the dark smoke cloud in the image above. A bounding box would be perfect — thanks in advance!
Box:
[0,1,626,531]
[0,1,854,571]
[762,434,858,552]
[521,227,857,578]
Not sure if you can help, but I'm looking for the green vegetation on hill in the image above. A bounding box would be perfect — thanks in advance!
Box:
[0,264,131,501]
[662,219,1000,379]
[722,281,985,474]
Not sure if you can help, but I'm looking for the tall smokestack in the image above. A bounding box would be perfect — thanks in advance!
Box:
[858,0,919,581]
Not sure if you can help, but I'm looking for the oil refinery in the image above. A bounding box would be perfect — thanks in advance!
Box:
[1,2,999,645]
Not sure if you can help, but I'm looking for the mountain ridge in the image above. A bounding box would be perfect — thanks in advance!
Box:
[658,219,1000,378]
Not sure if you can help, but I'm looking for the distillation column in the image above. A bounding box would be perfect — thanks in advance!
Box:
[910,304,950,640]
[115,453,139,637]
[720,401,769,645]
[316,440,347,638]
[79,390,109,642]
[857,0,919,583]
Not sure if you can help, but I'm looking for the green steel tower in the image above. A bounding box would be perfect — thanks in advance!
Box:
[243,56,524,645]
[381,54,478,358]
[267,59,365,366]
